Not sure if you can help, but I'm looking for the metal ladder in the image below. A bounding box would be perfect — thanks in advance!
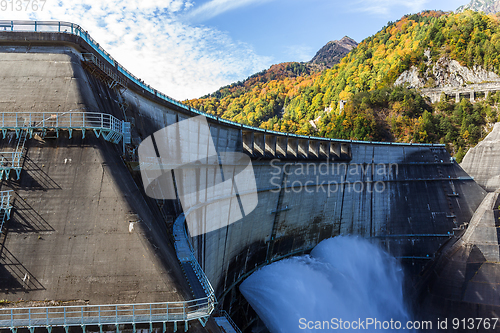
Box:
[0,120,28,180]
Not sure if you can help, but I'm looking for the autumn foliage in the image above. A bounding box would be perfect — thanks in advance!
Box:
[186,10,500,161]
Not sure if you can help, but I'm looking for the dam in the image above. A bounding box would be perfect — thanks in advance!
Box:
[0,20,497,332]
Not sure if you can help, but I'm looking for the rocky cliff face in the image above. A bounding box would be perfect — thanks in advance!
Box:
[457,0,500,13]
[395,50,500,88]
[309,36,358,69]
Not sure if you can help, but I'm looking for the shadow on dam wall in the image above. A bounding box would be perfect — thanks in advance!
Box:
[0,32,495,332]
[411,123,500,327]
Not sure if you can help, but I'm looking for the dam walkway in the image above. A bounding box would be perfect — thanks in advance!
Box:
[0,112,129,144]
[0,111,130,182]
[0,301,212,333]
[173,214,216,301]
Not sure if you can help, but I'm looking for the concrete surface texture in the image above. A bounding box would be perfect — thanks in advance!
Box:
[0,46,95,113]
[461,122,500,192]
[0,46,191,306]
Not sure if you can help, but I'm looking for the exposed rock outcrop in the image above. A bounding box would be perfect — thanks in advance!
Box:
[457,0,500,14]
[309,36,358,69]
[395,51,500,89]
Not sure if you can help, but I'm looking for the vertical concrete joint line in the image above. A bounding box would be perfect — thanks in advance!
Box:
[266,164,289,262]
[231,174,245,217]
[370,149,375,237]
[338,163,349,235]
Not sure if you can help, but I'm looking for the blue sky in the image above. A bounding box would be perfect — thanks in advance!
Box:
[1,0,469,99]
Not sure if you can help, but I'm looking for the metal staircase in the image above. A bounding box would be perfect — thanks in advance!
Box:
[0,119,29,180]
[0,190,13,233]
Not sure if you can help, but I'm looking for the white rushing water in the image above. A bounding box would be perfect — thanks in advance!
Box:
[240,236,412,332]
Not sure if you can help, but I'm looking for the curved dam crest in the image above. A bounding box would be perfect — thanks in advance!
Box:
[0,22,495,331]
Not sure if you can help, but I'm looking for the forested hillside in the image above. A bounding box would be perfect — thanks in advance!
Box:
[186,10,500,161]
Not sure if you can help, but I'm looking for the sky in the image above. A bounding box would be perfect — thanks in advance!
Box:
[1,0,469,100]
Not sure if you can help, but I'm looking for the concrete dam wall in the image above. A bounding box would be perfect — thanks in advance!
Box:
[186,146,486,316]
[0,41,207,331]
[0,25,492,331]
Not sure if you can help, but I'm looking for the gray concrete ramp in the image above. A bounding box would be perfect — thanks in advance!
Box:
[461,122,500,192]
[418,190,500,321]
[415,121,500,322]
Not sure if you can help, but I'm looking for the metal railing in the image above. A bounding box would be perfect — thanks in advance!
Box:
[0,190,13,233]
[0,213,216,329]
[173,214,216,299]
[82,53,126,89]
[0,112,127,144]
[0,20,446,148]
[0,152,22,180]
[0,190,11,209]
[0,299,214,329]
[219,310,242,333]
[0,119,30,180]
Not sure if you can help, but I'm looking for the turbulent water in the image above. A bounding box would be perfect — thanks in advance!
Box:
[240,236,412,332]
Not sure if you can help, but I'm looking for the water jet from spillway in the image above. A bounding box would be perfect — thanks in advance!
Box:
[240,236,412,332]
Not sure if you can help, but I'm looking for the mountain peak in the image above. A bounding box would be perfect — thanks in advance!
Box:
[309,36,358,69]
[340,36,357,44]
[457,0,500,13]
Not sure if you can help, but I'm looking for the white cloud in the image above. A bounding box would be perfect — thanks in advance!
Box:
[0,0,272,99]
[284,45,315,63]
[184,0,273,23]
[353,0,430,15]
